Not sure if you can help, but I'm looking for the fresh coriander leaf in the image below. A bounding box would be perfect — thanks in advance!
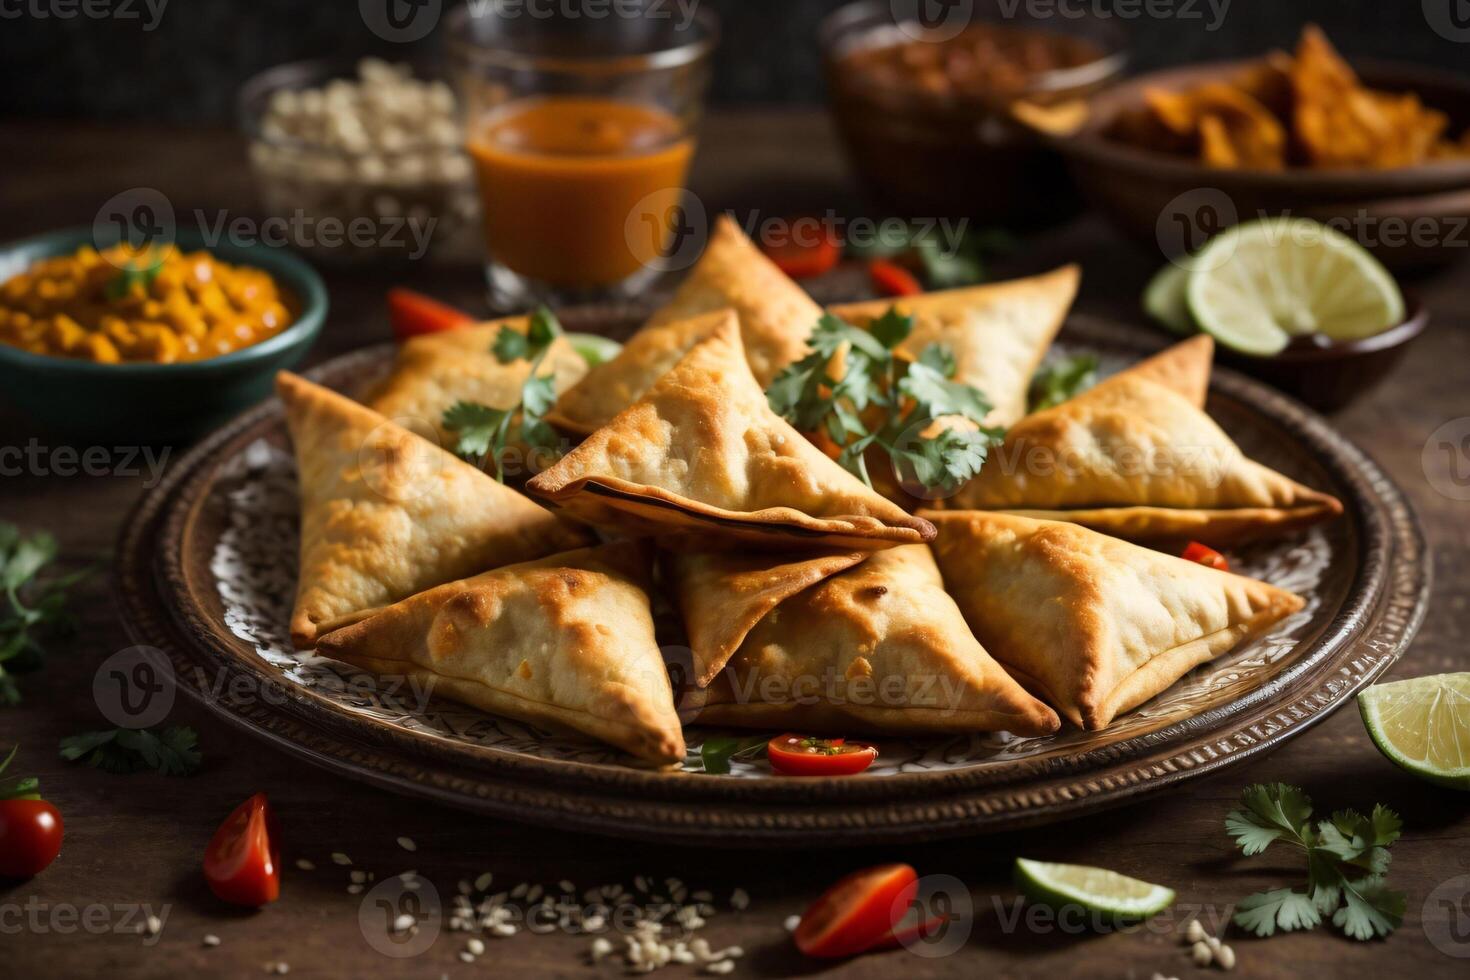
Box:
[0,523,87,705]
[1226,783,1315,854]
[900,356,994,425]
[104,260,163,301]
[59,726,202,777]
[1234,888,1322,937]
[492,327,529,364]
[867,308,914,350]
[2,532,58,591]
[699,735,767,775]
[1333,877,1405,940]
[526,305,562,350]
[442,401,509,461]
[0,745,40,800]
[916,342,956,376]
[1028,354,1099,412]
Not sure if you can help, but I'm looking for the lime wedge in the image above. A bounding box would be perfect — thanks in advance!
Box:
[1143,262,1197,336]
[1358,672,1470,791]
[1185,217,1404,357]
[565,332,622,368]
[1014,858,1175,921]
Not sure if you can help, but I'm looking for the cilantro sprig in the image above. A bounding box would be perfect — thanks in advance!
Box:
[767,309,1003,495]
[59,726,202,777]
[1226,783,1406,940]
[1028,353,1098,412]
[104,258,164,300]
[442,306,564,482]
[0,745,41,800]
[0,523,88,705]
[698,735,767,775]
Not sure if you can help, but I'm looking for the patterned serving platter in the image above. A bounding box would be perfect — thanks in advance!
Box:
[114,308,1430,845]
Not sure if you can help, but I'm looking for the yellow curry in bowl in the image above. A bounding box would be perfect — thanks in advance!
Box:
[0,244,298,364]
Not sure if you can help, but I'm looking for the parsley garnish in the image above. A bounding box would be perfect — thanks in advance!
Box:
[104,258,163,300]
[698,735,768,775]
[59,726,202,777]
[0,523,88,705]
[767,309,1004,495]
[1226,783,1405,940]
[847,222,1016,289]
[0,745,41,800]
[1028,354,1099,412]
[442,306,564,482]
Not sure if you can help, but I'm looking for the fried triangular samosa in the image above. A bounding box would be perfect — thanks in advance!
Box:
[547,215,820,434]
[829,264,1080,427]
[316,542,685,765]
[1120,334,1214,408]
[682,545,1059,736]
[924,511,1305,730]
[527,312,937,549]
[278,372,592,648]
[365,314,588,447]
[933,341,1342,544]
[666,549,869,687]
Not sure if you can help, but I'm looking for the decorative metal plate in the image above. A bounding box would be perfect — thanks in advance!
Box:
[114,310,1429,845]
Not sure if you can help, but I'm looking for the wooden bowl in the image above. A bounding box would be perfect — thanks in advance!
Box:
[1057,59,1470,268]
[1214,299,1429,413]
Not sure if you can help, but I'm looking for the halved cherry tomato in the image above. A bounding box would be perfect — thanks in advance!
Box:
[388,287,473,342]
[868,259,923,298]
[760,226,841,280]
[0,799,63,878]
[868,913,948,951]
[1182,541,1230,572]
[794,863,918,958]
[767,734,877,777]
[203,792,280,907]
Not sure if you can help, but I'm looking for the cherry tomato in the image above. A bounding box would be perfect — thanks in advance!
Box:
[388,288,473,342]
[203,792,281,907]
[0,799,63,878]
[1182,541,1230,572]
[868,913,948,951]
[794,863,918,958]
[868,259,924,297]
[760,225,841,280]
[767,734,878,777]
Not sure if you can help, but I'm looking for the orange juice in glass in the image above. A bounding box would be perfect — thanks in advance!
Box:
[448,6,716,307]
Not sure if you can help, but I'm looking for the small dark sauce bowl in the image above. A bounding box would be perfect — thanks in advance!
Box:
[1214,297,1428,413]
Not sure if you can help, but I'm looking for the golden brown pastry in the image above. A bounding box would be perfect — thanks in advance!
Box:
[365,314,588,451]
[277,372,592,648]
[547,215,820,434]
[317,542,685,765]
[527,312,937,549]
[930,338,1342,544]
[682,545,1060,736]
[924,511,1305,730]
[828,264,1081,427]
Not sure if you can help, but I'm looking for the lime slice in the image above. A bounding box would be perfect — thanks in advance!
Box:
[1185,217,1404,357]
[1014,858,1175,921]
[565,332,622,368]
[1358,673,1470,791]
[1142,262,1197,336]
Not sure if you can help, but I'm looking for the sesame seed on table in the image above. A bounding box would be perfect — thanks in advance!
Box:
[2,112,1468,980]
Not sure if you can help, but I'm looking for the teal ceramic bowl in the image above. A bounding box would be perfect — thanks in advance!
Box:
[0,228,326,444]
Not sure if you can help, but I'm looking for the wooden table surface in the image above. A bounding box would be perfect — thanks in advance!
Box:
[3,113,1468,980]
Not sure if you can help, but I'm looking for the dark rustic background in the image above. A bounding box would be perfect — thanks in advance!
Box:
[3,0,1469,122]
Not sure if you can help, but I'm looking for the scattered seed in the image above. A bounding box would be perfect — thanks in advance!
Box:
[346,884,364,895]
[467,938,485,955]
[458,951,475,964]
[458,879,472,896]
[1184,919,1206,944]
[730,888,749,911]
[706,962,735,975]
[331,852,352,866]
[511,882,528,898]
[560,879,575,892]
[1192,941,1214,967]
[784,914,801,932]
[392,913,416,933]
[295,859,315,872]
[145,915,162,936]
[202,934,221,947]
[475,872,494,891]
[1205,935,1222,953]
[591,937,614,961]
[1217,945,1236,971]
[350,870,367,884]
[396,836,417,852]
[526,884,544,903]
